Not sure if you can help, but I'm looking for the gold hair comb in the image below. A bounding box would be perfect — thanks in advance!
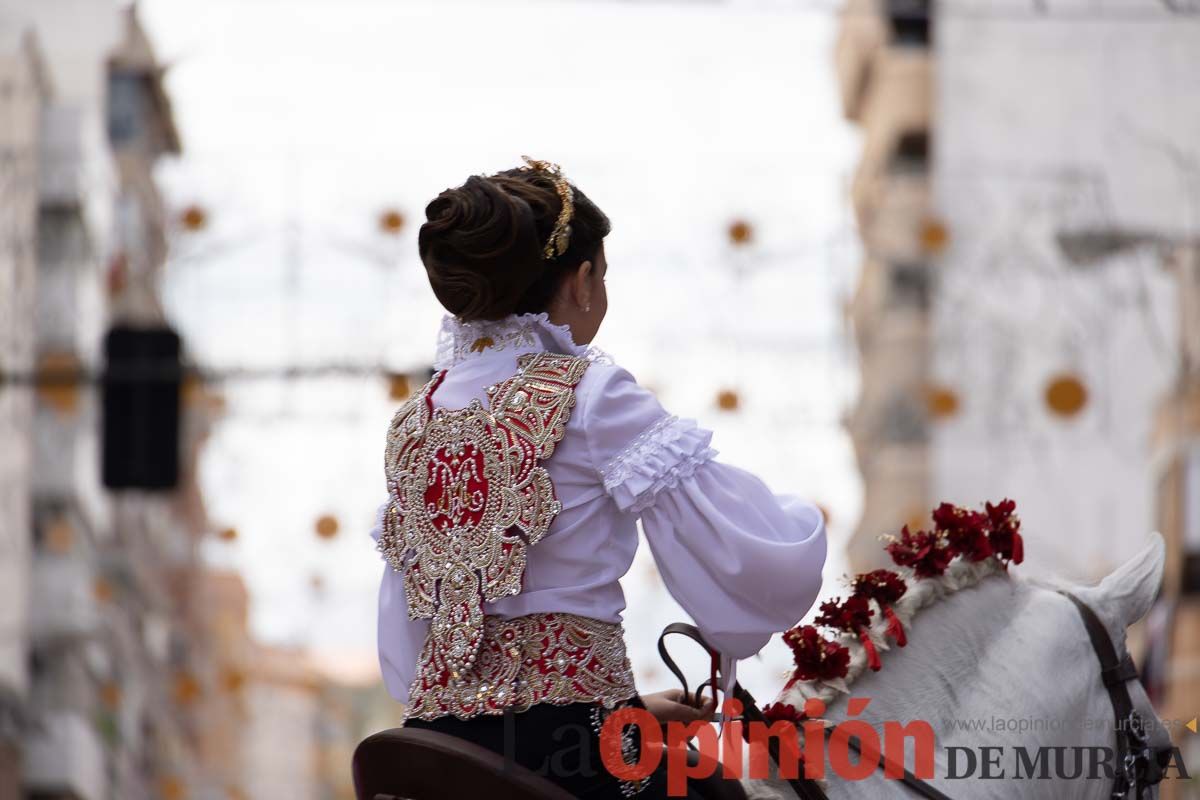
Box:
[521,155,574,259]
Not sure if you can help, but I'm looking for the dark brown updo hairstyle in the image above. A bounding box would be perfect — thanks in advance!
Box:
[418,165,611,321]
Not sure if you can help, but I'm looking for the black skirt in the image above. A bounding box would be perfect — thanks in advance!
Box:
[404,697,731,800]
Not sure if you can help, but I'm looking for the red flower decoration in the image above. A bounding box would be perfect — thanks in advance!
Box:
[885,526,953,578]
[985,498,1024,564]
[782,625,851,682]
[851,570,908,647]
[851,570,907,605]
[763,702,806,724]
[933,503,994,562]
[814,595,873,633]
[814,595,881,671]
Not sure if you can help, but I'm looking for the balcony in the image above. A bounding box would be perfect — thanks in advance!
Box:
[835,0,931,122]
[28,552,101,645]
[22,710,106,800]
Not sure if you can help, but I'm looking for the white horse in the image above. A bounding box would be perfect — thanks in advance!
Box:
[740,534,1175,800]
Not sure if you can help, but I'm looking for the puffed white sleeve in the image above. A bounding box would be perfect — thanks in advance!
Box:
[582,365,827,661]
[370,501,430,704]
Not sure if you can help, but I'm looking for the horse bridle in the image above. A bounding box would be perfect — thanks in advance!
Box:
[658,591,1167,800]
[1056,590,1165,800]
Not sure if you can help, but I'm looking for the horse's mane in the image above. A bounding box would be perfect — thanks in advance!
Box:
[776,557,1012,708]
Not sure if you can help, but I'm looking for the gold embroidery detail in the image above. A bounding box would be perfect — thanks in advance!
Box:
[379,353,590,681]
[469,336,494,353]
[403,612,637,722]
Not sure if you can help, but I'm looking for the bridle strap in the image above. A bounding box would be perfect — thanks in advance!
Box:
[827,728,956,800]
[1056,590,1150,799]
[1055,591,1136,725]
[656,623,828,800]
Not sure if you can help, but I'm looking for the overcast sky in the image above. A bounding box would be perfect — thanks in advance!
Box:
[140,0,862,700]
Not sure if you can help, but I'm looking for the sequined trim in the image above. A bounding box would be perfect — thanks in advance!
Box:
[402,612,638,723]
[379,353,590,680]
[592,700,653,797]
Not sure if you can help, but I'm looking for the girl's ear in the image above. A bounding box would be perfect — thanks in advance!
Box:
[570,260,594,311]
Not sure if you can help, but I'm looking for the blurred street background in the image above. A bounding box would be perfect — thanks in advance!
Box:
[0,0,1197,798]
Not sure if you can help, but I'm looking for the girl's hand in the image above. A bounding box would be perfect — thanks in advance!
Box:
[640,688,717,724]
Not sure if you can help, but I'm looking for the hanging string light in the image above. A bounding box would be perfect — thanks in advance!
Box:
[217,527,238,542]
[715,388,741,412]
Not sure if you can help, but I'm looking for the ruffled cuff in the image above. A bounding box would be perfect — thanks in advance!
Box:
[600,416,718,514]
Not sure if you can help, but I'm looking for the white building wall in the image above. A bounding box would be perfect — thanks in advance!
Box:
[932,7,1200,581]
[0,28,46,702]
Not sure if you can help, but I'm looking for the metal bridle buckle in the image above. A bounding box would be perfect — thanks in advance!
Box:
[1115,711,1157,799]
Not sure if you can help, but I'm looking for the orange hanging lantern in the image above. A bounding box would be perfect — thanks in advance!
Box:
[181,372,203,407]
[93,577,115,603]
[219,667,245,694]
[919,218,949,254]
[44,516,74,554]
[107,253,128,296]
[36,352,80,415]
[378,208,406,235]
[387,373,411,401]
[159,776,187,800]
[179,205,208,232]
[1045,373,1088,417]
[100,681,122,709]
[315,515,339,540]
[728,219,754,246]
[172,672,202,706]
[904,507,929,533]
[716,389,740,412]
[925,384,960,419]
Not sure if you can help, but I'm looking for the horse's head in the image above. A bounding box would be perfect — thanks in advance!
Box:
[752,533,1176,800]
[1000,533,1174,799]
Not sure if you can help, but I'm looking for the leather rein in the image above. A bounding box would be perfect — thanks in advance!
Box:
[657,591,1163,800]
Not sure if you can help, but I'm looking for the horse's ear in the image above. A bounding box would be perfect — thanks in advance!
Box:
[1075,533,1165,636]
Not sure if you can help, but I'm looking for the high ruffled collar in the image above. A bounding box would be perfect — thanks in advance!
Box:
[433,312,609,370]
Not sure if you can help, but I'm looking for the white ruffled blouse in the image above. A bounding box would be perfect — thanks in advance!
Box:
[371,313,827,704]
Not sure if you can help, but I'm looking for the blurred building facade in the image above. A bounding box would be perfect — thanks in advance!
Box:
[838,0,1199,792]
[836,0,935,571]
[1153,244,1200,797]
[0,6,386,797]
[0,27,51,800]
